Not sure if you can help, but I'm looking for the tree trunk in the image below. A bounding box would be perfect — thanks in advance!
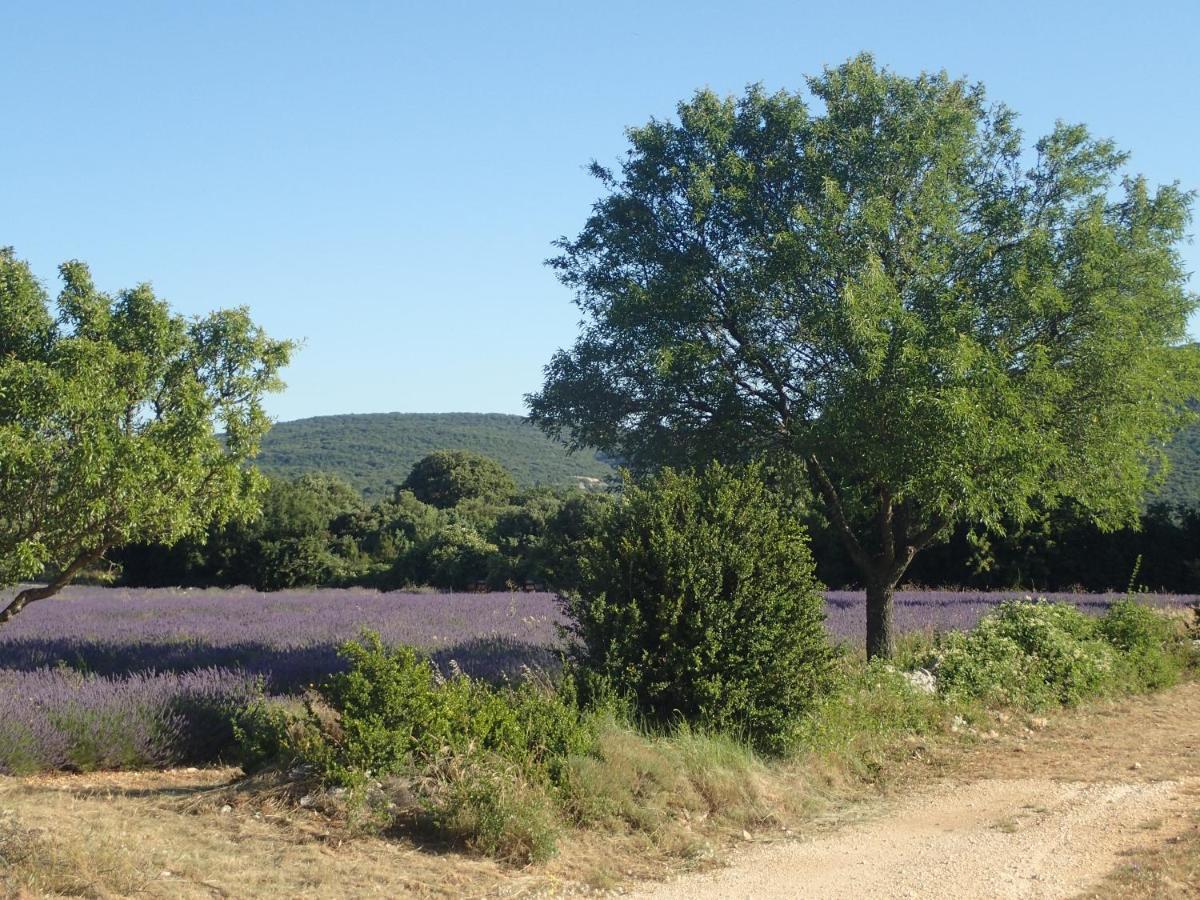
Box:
[865,578,896,660]
[0,547,107,627]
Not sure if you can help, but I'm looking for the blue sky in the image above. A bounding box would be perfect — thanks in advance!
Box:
[5,0,1198,422]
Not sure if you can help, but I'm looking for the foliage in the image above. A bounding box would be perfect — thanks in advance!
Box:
[567,462,834,753]
[254,412,615,500]
[528,55,1200,657]
[237,632,600,862]
[0,248,292,621]
[402,449,518,509]
[933,600,1188,708]
[1097,598,1186,689]
[241,633,598,786]
[116,458,614,592]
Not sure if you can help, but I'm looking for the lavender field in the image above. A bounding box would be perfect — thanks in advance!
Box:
[1,586,1195,774]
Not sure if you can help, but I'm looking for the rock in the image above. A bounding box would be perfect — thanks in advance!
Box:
[299,795,314,808]
[220,804,232,814]
[902,669,937,694]
[742,829,753,841]
[1130,762,1143,771]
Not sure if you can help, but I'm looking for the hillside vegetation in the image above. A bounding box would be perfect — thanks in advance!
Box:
[254,413,615,499]
[252,411,1200,509]
[1157,420,1200,510]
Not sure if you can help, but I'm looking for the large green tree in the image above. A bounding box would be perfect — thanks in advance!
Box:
[0,248,292,622]
[528,55,1200,657]
[402,449,517,509]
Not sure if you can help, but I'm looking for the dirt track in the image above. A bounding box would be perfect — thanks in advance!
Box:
[629,682,1200,900]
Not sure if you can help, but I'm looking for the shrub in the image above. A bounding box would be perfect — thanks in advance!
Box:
[240,635,597,803]
[566,462,834,754]
[236,633,604,861]
[934,599,1185,709]
[405,524,503,589]
[934,601,1113,708]
[1098,598,1186,690]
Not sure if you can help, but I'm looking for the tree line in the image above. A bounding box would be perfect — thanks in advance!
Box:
[110,448,1200,595]
[113,450,612,592]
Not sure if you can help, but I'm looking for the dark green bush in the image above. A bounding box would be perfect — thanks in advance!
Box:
[407,524,504,589]
[402,450,517,509]
[1098,598,1187,690]
[566,462,834,754]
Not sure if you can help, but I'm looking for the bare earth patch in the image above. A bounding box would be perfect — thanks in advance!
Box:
[629,681,1200,900]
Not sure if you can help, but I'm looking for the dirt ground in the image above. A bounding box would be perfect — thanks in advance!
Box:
[629,681,1200,899]
[2,683,1198,898]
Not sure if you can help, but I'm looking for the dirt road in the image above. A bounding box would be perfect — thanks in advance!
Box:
[629,682,1200,900]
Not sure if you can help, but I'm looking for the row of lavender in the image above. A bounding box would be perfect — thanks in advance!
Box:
[1,587,1195,774]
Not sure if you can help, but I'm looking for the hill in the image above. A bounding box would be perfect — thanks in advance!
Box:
[252,411,1200,508]
[1158,420,1200,510]
[253,412,615,499]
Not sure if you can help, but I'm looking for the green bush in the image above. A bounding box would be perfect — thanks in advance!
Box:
[1098,599,1186,690]
[405,524,503,589]
[402,449,517,509]
[566,462,834,754]
[934,600,1185,709]
[237,633,600,861]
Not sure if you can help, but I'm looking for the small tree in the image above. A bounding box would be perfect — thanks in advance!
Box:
[529,55,1200,657]
[0,249,292,622]
[567,462,833,752]
[402,449,517,510]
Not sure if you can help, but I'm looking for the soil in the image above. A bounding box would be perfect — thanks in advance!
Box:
[627,681,1200,899]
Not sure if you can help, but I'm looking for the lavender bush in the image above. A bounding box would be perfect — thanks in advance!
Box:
[0,666,260,774]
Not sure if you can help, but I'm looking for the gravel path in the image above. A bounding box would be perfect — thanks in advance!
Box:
[629,682,1200,900]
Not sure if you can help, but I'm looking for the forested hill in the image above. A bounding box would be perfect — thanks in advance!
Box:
[1158,421,1200,510]
[253,412,615,499]
[253,411,1200,508]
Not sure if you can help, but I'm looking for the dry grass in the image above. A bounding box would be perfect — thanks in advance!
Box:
[0,720,945,899]
[0,769,517,898]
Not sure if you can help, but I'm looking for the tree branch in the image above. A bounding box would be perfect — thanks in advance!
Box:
[0,545,108,626]
[806,455,871,573]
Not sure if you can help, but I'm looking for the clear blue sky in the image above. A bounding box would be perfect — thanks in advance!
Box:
[5,0,1198,422]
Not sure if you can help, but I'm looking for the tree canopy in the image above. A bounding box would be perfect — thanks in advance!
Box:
[402,449,518,509]
[0,248,292,622]
[528,55,1200,656]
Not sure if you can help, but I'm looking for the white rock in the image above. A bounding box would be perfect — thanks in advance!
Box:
[902,669,937,694]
